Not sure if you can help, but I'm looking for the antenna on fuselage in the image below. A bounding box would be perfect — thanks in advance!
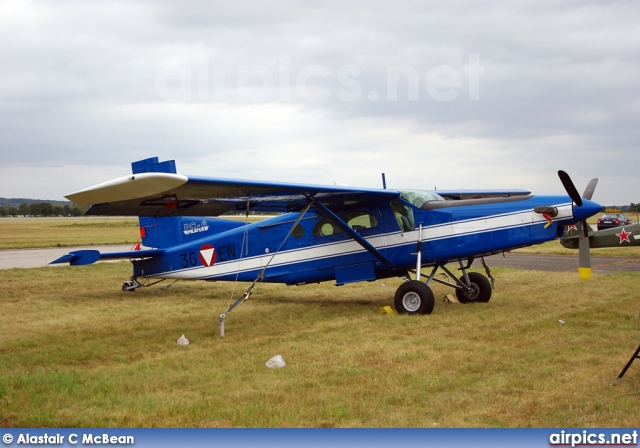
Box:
[381,173,386,189]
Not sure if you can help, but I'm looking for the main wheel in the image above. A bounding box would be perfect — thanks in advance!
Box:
[394,280,435,315]
[455,272,492,303]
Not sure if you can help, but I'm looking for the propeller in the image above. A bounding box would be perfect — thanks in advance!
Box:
[558,171,599,279]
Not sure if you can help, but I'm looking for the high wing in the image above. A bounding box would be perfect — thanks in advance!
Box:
[67,172,401,217]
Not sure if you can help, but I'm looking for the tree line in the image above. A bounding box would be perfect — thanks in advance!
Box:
[0,202,86,217]
[626,204,639,214]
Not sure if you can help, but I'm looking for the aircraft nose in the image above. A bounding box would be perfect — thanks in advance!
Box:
[573,199,602,222]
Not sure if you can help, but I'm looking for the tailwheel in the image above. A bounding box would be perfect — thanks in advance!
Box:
[455,272,492,303]
[122,278,142,292]
[394,280,435,315]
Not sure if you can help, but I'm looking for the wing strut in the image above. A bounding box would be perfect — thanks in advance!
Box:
[219,199,315,337]
[312,200,393,268]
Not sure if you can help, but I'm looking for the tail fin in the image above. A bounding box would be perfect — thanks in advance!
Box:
[131,158,246,249]
[132,158,179,248]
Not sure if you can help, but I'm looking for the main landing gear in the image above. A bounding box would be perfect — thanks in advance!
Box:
[393,259,494,314]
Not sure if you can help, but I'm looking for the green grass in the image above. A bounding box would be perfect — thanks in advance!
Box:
[1,263,639,427]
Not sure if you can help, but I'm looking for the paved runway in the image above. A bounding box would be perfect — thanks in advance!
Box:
[1,246,639,273]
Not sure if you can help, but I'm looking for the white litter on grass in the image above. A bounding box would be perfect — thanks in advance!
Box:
[266,355,286,368]
[177,334,190,345]
[558,320,565,324]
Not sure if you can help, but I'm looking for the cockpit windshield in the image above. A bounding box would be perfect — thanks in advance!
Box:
[399,190,445,208]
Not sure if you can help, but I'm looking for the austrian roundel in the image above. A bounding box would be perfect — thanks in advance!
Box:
[199,244,217,267]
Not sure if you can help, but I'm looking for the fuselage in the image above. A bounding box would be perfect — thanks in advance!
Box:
[131,192,601,286]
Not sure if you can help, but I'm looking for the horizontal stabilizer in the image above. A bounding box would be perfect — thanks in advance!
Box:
[50,249,164,266]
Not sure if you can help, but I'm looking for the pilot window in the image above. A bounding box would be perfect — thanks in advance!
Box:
[391,200,415,232]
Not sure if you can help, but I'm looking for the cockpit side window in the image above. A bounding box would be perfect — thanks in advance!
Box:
[391,200,415,232]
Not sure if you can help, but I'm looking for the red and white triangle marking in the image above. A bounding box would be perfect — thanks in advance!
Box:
[199,244,216,267]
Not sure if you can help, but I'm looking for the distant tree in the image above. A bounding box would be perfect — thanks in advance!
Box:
[30,202,54,216]
[0,206,6,217]
[6,206,18,217]
[70,205,85,216]
[18,203,30,217]
[52,204,65,216]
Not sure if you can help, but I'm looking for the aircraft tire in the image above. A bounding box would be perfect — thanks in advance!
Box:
[394,280,435,315]
[455,272,492,303]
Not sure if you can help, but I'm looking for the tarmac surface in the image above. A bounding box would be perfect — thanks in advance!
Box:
[1,245,640,273]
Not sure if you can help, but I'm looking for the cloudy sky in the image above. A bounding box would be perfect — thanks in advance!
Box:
[1,0,639,206]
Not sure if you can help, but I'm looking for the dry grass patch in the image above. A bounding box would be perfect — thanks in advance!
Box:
[1,263,639,427]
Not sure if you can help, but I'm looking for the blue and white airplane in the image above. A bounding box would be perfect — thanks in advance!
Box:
[52,157,602,318]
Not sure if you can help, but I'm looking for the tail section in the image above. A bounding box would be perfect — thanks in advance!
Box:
[132,158,246,249]
[139,215,246,248]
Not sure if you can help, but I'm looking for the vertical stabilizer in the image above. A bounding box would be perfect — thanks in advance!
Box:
[129,157,246,249]
[132,158,181,249]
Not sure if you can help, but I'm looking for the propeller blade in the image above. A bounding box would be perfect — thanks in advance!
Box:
[582,178,599,201]
[558,170,583,206]
[577,222,591,279]
[558,172,598,280]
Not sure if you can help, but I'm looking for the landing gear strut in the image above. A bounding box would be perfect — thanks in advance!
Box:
[393,258,494,314]
[426,259,493,304]
[455,271,492,303]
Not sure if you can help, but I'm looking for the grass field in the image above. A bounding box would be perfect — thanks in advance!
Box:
[0,216,261,250]
[0,217,141,249]
[1,218,639,427]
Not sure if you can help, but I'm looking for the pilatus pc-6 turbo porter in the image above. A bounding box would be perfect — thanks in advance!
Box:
[53,158,602,318]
